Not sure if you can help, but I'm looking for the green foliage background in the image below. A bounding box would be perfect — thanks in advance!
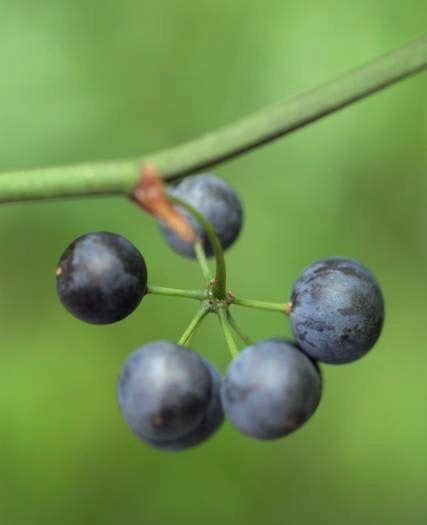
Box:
[0,2,426,524]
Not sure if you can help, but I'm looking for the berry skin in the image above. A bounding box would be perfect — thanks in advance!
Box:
[289,257,384,364]
[159,174,243,258]
[145,358,224,451]
[118,341,221,449]
[221,339,322,440]
[56,232,147,324]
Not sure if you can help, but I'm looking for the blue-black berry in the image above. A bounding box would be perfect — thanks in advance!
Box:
[144,357,224,451]
[289,257,384,364]
[221,339,322,440]
[118,341,223,450]
[56,232,147,324]
[159,174,243,258]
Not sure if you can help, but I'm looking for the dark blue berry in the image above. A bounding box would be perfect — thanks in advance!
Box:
[145,358,224,451]
[221,339,322,440]
[118,341,220,448]
[159,174,243,258]
[56,232,147,324]
[289,257,384,364]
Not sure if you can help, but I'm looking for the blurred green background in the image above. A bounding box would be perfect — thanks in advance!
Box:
[0,1,426,524]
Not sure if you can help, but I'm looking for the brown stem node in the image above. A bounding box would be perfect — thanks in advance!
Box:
[133,164,196,243]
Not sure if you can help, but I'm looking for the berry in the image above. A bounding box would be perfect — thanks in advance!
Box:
[289,257,384,364]
[159,174,243,258]
[145,358,224,451]
[221,339,322,440]
[56,232,147,324]
[118,341,221,449]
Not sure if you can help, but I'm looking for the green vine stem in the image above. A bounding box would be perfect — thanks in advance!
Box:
[178,306,210,346]
[169,196,227,300]
[232,296,292,315]
[147,285,205,301]
[217,308,239,358]
[0,36,425,203]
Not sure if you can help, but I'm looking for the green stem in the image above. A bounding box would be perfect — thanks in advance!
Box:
[232,296,292,315]
[226,311,253,346]
[0,36,425,202]
[194,241,212,282]
[178,306,210,346]
[217,308,239,358]
[147,285,205,301]
[169,196,227,300]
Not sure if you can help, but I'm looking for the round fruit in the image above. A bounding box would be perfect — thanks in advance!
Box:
[118,341,217,446]
[289,257,384,364]
[145,358,224,451]
[159,174,243,258]
[221,339,322,440]
[56,232,147,324]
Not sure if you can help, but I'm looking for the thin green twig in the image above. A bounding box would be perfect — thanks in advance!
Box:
[178,306,210,346]
[226,311,253,346]
[232,296,292,315]
[0,35,425,202]
[147,285,205,301]
[194,241,212,282]
[170,196,227,300]
[217,308,239,358]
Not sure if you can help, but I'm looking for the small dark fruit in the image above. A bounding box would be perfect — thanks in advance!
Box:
[56,232,147,324]
[221,339,322,440]
[289,257,384,364]
[118,341,223,450]
[144,357,224,451]
[159,174,243,258]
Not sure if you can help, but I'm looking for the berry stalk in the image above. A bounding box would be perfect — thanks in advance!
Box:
[231,296,292,315]
[217,308,239,358]
[147,286,205,301]
[194,241,212,282]
[169,196,227,300]
[226,311,253,345]
[178,306,210,346]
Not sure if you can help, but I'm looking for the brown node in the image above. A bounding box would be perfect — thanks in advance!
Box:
[133,164,196,243]
[226,291,235,303]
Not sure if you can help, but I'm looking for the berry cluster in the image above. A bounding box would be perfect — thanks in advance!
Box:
[56,174,384,450]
